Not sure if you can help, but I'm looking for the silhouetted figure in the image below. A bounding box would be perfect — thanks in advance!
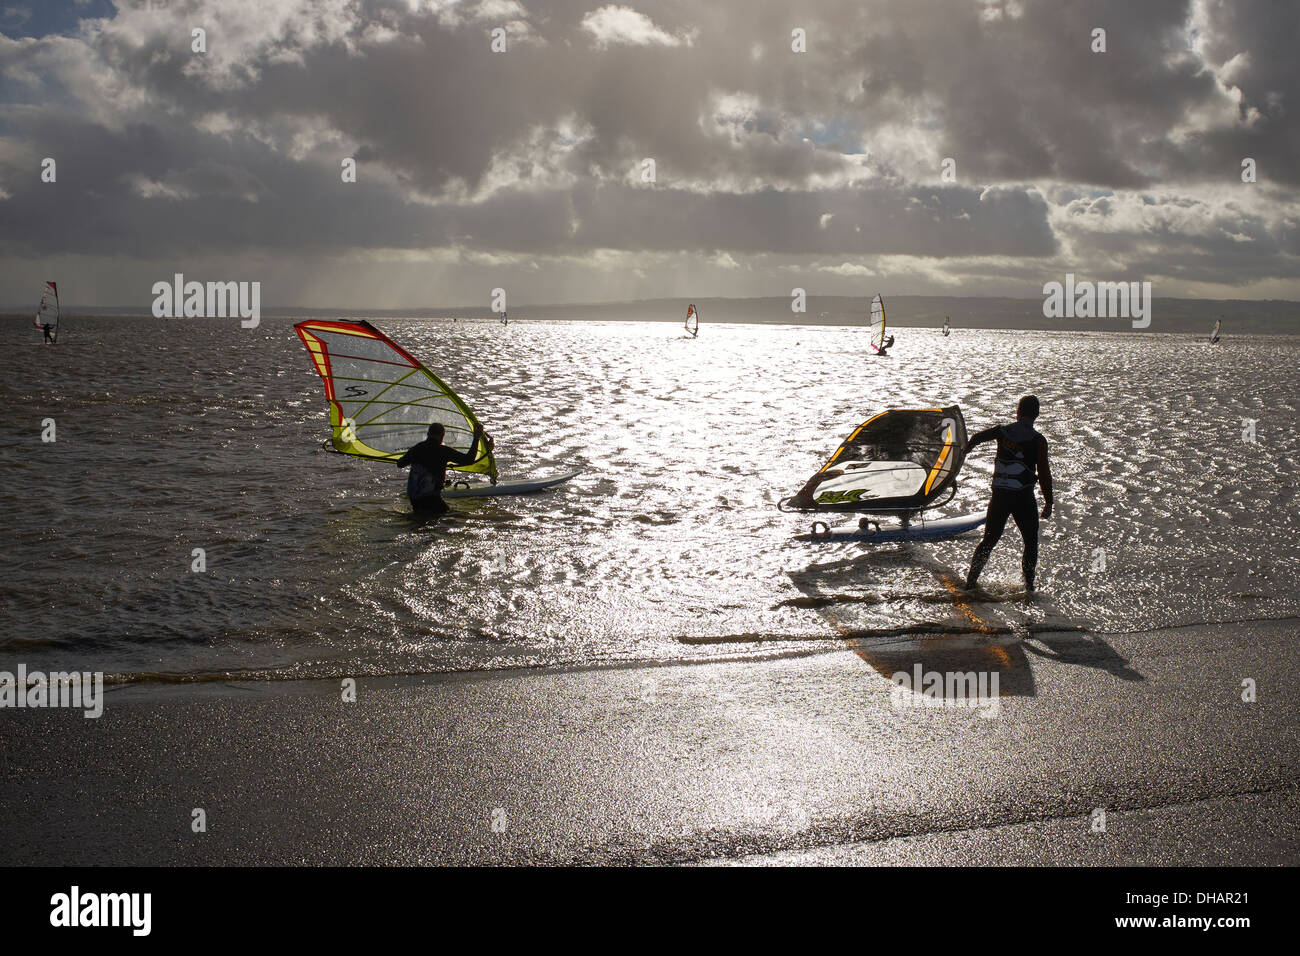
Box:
[965,395,1054,591]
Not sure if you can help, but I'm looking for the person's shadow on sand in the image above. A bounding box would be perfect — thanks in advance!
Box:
[783,550,1147,696]
[1021,632,1145,682]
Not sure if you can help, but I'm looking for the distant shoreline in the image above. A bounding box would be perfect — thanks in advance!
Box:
[5,294,1298,336]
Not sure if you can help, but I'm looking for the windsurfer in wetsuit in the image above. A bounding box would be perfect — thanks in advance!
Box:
[876,334,895,356]
[964,395,1053,592]
[38,319,54,344]
[396,421,486,514]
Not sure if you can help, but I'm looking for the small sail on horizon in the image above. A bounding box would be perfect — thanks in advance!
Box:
[34,281,59,343]
[942,315,950,337]
[1210,318,1222,344]
[868,293,888,353]
[684,303,699,337]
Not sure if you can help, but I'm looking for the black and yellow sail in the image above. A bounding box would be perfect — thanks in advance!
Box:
[786,406,968,513]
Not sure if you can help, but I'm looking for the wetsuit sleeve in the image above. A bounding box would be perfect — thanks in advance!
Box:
[396,440,426,468]
[444,443,480,467]
[1037,438,1053,503]
[967,426,999,448]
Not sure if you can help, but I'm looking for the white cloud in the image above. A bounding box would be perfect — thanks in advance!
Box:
[128,176,195,201]
[581,6,685,49]
[818,262,873,276]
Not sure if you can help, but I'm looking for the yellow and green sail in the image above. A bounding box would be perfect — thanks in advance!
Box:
[294,319,496,480]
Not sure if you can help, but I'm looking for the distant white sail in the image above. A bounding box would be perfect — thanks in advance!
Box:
[684,303,699,337]
[868,294,886,352]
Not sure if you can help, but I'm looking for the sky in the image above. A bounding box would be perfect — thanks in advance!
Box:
[0,0,1297,308]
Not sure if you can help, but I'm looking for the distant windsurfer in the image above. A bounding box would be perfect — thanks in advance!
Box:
[875,334,895,356]
[396,421,486,514]
[964,395,1053,592]
[39,321,54,344]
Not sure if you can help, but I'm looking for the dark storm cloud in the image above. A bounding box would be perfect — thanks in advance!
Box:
[1160,0,1300,187]
[567,182,1055,256]
[0,0,1295,303]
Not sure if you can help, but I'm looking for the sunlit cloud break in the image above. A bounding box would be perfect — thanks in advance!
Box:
[0,0,1296,307]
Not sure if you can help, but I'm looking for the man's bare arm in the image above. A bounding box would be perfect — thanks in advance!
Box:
[1037,438,1054,517]
[446,424,487,467]
[966,426,998,452]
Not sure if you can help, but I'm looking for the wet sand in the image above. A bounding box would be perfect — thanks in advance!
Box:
[3,621,1298,865]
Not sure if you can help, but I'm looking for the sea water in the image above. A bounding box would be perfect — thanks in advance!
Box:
[2,317,1297,684]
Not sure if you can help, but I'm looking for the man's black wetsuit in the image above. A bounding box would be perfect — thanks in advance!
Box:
[396,440,479,513]
[966,419,1053,590]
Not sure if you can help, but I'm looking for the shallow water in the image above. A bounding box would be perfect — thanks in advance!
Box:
[2,316,1297,683]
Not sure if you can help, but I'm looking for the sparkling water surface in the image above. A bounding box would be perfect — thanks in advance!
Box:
[2,317,1297,683]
